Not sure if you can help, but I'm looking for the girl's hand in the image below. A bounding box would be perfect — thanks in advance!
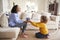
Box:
[24,20,30,23]
[28,20,31,23]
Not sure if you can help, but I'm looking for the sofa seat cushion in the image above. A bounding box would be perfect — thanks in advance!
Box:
[47,21,58,29]
[0,28,20,39]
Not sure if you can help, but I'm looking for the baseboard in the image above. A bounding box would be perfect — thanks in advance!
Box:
[26,29,57,31]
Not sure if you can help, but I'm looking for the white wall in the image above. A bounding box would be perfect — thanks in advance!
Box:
[9,0,47,12]
[58,0,60,15]
[13,0,38,12]
[0,0,60,14]
[0,0,3,13]
[3,0,9,12]
[0,0,10,13]
[38,0,45,12]
[1,0,60,14]
[0,0,50,13]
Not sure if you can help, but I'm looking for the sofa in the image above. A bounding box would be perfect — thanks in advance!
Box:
[0,13,20,40]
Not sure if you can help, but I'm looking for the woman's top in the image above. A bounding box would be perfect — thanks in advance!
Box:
[8,13,23,26]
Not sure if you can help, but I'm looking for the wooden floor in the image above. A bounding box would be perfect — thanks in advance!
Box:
[17,29,60,40]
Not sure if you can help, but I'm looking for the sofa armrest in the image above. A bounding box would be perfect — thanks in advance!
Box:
[0,27,20,39]
[0,32,15,38]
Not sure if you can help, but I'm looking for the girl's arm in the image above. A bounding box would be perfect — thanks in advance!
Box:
[29,21,38,27]
[29,21,46,28]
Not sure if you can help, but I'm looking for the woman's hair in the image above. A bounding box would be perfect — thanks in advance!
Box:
[11,5,18,13]
[41,16,48,23]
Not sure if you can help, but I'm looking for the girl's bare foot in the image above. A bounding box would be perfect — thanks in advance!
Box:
[44,36,49,39]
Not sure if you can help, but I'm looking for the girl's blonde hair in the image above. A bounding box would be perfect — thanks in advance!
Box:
[41,16,48,23]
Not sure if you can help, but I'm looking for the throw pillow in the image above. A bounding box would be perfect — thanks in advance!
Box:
[0,13,8,28]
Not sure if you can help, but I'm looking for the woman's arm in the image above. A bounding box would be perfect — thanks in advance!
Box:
[20,12,24,19]
[14,14,23,24]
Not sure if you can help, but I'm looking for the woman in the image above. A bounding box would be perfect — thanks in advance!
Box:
[8,5,28,38]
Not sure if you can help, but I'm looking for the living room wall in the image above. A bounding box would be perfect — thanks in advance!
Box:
[0,0,51,13]
[58,0,60,15]
[0,0,60,14]
[9,0,47,12]
[0,0,11,13]
[0,0,3,13]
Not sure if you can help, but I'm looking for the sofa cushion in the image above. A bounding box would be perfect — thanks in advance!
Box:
[0,28,20,39]
[0,39,13,40]
[0,13,8,28]
[50,15,56,21]
[0,32,15,38]
[0,13,3,27]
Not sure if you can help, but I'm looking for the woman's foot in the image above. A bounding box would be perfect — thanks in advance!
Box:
[20,34,28,38]
[24,33,28,35]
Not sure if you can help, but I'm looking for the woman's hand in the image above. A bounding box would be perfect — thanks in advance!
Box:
[24,20,31,23]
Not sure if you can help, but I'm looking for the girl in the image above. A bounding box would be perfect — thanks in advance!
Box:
[29,16,49,38]
[8,5,28,38]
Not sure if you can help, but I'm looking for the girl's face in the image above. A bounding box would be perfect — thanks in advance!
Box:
[16,6,21,12]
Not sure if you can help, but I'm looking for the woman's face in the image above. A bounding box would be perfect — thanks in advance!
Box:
[16,6,21,12]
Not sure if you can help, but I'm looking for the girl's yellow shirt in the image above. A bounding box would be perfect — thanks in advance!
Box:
[30,22,48,35]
